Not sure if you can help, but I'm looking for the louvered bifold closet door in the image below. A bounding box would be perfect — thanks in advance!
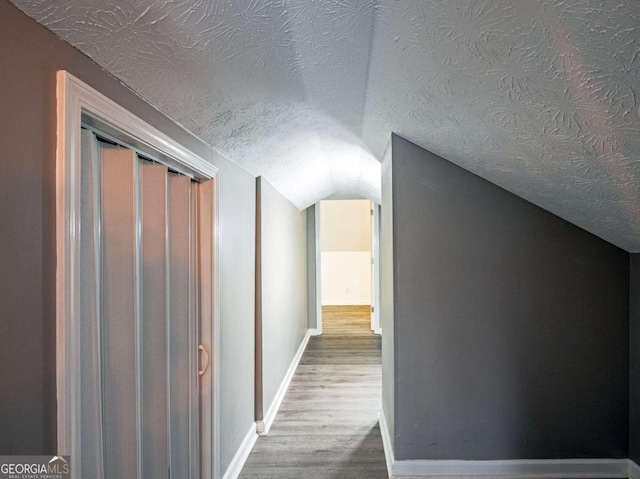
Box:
[79,130,200,479]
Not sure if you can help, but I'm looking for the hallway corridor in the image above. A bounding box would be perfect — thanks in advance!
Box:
[240,306,387,478]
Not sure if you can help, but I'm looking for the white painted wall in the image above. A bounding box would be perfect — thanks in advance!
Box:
[321,252,371,305]
[320,199,372,306]
[259,178,308,416]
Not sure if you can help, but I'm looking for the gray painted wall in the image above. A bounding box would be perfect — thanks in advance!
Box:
[258,177,309,414]
[380,139,395,442]
[0,2,257,472]
[307,204,318,331]
[631,254,640,464]
[389,134,629,461]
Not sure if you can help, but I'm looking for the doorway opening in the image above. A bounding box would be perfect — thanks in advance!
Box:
[315,199,381,334]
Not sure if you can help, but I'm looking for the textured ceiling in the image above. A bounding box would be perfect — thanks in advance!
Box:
[10,0,640,251]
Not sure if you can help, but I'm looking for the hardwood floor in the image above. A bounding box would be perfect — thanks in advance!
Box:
[239,305,387,479]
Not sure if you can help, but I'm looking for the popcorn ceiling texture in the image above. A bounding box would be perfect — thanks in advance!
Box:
[11,0,640,251]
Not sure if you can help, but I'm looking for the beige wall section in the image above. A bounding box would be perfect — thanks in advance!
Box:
[320,200,372,306]
[320,200,372,252]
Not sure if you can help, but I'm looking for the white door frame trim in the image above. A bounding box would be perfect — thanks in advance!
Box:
[314,202,323,335]
[56,70,221,479]
[371,202,381,334]
[314,201,380,334]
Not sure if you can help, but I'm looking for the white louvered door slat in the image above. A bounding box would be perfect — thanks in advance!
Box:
[99,142,139,479]
[168,173,197,479]
[140,159,170,479]
[79,129,105,479]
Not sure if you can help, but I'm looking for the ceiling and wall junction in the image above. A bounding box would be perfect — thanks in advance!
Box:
[11,0,640,251]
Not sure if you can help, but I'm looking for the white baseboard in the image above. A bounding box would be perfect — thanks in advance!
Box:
[390,458,628,478]
[258,329,311,436]
[379,409,395,478]
[221,422,257,479]
[630,459,640,479]
[380,409,629,478]
[309,328,321,336]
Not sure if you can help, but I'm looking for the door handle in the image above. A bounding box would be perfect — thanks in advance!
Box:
[198,344,209,376]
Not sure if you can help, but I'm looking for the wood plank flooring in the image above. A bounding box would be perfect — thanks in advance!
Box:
[239,306,387,479]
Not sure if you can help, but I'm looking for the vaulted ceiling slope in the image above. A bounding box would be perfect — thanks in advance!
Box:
[11,0,640,251]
